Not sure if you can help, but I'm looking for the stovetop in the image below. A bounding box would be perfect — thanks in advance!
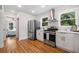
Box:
[44,28,58,32]
[44,27,58,35]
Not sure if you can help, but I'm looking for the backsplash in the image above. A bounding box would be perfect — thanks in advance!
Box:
[48,21,58,28]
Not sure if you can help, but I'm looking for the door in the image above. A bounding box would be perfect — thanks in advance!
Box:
[30,20,35,32]
[0,11,6,48]
[35,20,40,29]
[36,30,43,41]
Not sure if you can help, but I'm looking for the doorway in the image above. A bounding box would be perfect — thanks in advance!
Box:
[6,16,16,38]
[3,16,19,52]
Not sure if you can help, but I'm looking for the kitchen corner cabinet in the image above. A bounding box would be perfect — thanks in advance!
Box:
[36,30,44,42]
[56,31,79,52]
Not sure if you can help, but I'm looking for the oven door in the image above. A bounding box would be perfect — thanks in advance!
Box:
[49,33,56,42]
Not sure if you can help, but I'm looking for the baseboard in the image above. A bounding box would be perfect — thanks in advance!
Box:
[56,46,71,53]
[37,39,55,48]
[28,38,37,40]
[19,38,28,41]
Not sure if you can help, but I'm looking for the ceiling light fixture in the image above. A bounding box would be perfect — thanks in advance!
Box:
[41,5,45,8]
[32,10,35,13]
[11,10,15,13]
[18,5,22,7]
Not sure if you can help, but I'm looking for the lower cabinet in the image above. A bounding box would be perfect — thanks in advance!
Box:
[56,32,67,50]
[56,32,78,52]
[74,34,79,53]
[65,33,74,52]
[36,30,44,41]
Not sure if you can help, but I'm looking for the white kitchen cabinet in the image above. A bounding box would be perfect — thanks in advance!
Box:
[74,34,79,53]
[36,30,44,41]
[65,33,75,52]
[56,32,75,52]
[56,32,66,49]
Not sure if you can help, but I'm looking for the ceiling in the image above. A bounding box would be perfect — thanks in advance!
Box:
[4,5,79,16]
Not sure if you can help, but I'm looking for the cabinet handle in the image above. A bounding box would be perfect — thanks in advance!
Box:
[61,36,65,41]
[61,38,65,41]
[38,33,40,35]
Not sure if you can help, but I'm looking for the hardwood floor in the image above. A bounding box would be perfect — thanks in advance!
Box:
[0,37,67,53]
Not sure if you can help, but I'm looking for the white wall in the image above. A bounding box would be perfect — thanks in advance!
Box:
[0,10,6,48]
[18,12,35,40]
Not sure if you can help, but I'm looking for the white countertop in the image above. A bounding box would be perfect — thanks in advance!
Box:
[56,30,79,34]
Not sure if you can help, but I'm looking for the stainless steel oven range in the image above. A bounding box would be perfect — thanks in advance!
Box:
[44,27,58,47]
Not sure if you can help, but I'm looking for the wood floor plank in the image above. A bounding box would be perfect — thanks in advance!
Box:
[0,37,66,53]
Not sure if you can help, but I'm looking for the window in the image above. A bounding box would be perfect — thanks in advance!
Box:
[42,17,48,26]
[60,12,75,26]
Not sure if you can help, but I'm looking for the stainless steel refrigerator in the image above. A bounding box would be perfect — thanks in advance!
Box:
[28,20,40,40]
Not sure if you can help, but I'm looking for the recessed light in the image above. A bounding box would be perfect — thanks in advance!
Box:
[32,10,35,13]
[11,10,15,13]
[41,5,45,8]
[18,5,22,7]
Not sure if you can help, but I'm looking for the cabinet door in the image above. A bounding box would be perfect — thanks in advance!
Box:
[74,34,79,52]
[64,33,74,52]
[36,31,40,39]
[56,32,66,49]
[36,30,44,41]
